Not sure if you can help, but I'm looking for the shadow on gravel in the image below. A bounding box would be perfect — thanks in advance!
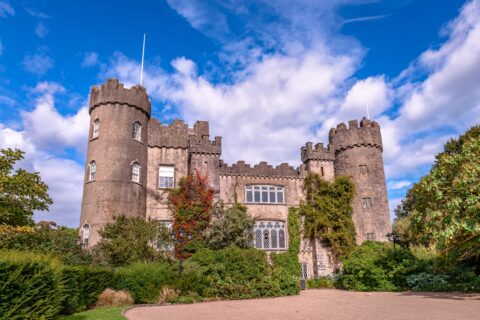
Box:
[399,292,480,301]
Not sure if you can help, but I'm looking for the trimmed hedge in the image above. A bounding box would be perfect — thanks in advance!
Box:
[0,250,64,319]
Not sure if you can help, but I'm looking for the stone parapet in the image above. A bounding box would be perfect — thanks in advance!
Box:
[328,118,382,154]
[219,160,302,178]
[89,78,151,116]
[301,142,335,163]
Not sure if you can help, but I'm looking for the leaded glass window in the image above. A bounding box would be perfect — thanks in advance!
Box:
[133,122,142,142]
[362,197,372,209]
[245,185,285,204]
[159,165,174,189]
[253,221,287,250]
[89,161,96,182]
[131,162,140,183]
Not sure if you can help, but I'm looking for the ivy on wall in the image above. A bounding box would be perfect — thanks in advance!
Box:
[299,173,356,260]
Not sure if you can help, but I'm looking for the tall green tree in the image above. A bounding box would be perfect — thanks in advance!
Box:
[299,173,356,260]
[407,126,480,261]
[204,202,254,250]
[0,149,52,226]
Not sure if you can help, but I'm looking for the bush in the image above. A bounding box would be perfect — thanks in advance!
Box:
[60,265,117,315]
[96,288,133,307]
[0,250,64,319]
[115,261,174,304]
[157,287,179,304]
[307,277,335,289]
[407,268,480,292]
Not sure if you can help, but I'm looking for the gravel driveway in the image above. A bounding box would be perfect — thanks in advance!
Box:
[124,289,480,320]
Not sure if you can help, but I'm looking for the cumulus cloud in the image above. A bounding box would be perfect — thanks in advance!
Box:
[22,48,54,76]
[387,180,411,190]
[35,22,49,38]
[0,1,14,18]
[0,95,15,106]
[81,52,99,68]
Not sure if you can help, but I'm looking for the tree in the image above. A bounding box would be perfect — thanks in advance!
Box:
[407,126,480,261]
[204,202,254,250]
[299,173,356,260]
[93,216,171,267]
[0,149,52,226]
[168,170,214,259]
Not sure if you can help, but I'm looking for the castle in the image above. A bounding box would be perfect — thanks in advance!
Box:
[80,79,391,278]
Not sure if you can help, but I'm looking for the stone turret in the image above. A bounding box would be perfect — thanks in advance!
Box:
[329,118,391,243]
[79,79,151,247]
[301,142,335,181]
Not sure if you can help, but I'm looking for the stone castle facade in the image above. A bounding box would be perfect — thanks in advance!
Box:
[80,79,391,278]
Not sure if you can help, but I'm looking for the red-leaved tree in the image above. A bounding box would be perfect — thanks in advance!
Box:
[168,170,214,259]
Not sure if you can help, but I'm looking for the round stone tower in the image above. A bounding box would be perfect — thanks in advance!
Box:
[79,79,151,247]
[329,118,391,243]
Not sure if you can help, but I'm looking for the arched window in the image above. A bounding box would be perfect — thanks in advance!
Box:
[82,224,90,246]
[89,161,96,182]
[253,221,287,250]
[131,162,140,183]
[92,119,100,139]
[133,122,142,142]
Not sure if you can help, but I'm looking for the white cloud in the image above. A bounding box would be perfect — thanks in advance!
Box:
[81,52,99,68]
[0,1,14,18]
[0,95,15,106]
[387,180,411,190]
[22,49,54,76]
[25,8,49,19]
[35,22,49,38]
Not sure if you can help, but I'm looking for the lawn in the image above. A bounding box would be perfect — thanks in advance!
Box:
[58,306,126,320]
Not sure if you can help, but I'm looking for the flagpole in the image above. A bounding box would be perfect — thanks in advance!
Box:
[140,33,146,86]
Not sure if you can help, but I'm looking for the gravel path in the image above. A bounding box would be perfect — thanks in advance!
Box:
[124,289,480,320]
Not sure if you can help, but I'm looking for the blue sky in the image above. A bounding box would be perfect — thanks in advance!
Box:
[1,0,479,227]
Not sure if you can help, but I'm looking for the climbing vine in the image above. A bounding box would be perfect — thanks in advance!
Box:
[168,170,214,259]
[299,173,356,260]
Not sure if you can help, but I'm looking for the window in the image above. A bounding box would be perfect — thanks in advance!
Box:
[366,233,376,241]
[300,262,308,279]
[253,221,287,250]
[362,197,372,209]
[245,185,285,204]
[89,161,96,182]
[133,122,142,142]
[320,166,324,176]
[92,119,100,139]
[359,164,368,174]
[82,224,90,246]
[131,162,140,183]
[159,165,174,188]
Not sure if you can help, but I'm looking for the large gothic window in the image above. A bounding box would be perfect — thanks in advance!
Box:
[245,185,284,204]
[253,221,287,250]
[133,122,142,142]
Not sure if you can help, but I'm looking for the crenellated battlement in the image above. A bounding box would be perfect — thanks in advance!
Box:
[219,160,302,178]
[89,78,151,116]
[301,142,335,163]
[329,117,382,153]
[148,119,221,154]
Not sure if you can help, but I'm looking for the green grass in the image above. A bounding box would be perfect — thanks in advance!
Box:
[58,307,126,320]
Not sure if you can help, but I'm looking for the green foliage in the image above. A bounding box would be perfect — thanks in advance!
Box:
[0,221,92,266]
[0,250,64,319]
[406,269,480,292]
[407,125,480,260]
[93,216,170,267]
[58,307,125,320]
[60,265,117,315]
[0,148,53,226]
[300,173,356,259]
[168,171,214,259]
[270,208,301,296]
[204,202,254,250]
[394,188,416,220]
[307,277,335,289]
[115,261,174,304]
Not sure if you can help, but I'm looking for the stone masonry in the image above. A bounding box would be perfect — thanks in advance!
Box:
[80,79,391,278]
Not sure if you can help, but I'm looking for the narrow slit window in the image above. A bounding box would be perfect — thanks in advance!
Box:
[89,161,96,182]
[159,166,174,189]
[82,224,90,246]
[131,162,140,183]
[320,166,324,176]
[133,122,142,142]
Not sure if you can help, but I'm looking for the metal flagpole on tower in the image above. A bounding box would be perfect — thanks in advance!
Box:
[140,33,146,86]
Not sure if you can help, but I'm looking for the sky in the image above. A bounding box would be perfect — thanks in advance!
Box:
[1,0,479,227]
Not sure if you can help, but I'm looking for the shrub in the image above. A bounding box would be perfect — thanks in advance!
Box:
[407,268,480,292]
[60,265,117,315]
[115,261,174,304]
[96,288,133,307]
[307,277,335,289]
[0,250,64,319]
[157,287,179,304]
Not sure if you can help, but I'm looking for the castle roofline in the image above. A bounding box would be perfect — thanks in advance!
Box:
[219,160,303,179]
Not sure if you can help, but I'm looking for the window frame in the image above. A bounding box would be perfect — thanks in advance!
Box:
[245,185,285,204]
[132,121,142,142]
[82,224,90,246]
[359,164,368,174]
[92,119,100,139]
[158,165,175,189]
[253,220,287,251]
[361,197,372,209]
[131,161,141,183]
